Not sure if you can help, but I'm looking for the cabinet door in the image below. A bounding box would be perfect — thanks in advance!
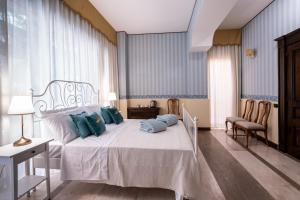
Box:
[287,41,300,159]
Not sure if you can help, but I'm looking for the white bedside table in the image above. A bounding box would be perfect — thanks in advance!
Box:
[0,138,53,200]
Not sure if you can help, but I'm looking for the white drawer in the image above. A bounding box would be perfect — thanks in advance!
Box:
[15,144,46,164]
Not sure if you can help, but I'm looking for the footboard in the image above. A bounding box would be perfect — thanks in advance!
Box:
[182,104,198,157]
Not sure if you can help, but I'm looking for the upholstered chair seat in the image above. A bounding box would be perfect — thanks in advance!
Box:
[235,121,265,130]
[225,99,255,138]
[234,100,272,148]
[226,117,246,123]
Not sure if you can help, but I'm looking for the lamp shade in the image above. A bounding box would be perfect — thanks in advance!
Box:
[8,96,34,115]
[108,92,117,101]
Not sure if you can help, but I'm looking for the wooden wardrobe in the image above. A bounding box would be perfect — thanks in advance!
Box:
[276,28,300,160]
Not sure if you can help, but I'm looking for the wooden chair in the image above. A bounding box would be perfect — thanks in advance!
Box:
[167,98,180,115]
[225,99,255,138]
[234,100,272,148]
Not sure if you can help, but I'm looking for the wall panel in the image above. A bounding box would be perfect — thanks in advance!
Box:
[124,32,208,99]
[242,0,300,101]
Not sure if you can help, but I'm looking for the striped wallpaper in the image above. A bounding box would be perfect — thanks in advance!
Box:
[242,0,300,101]
[118,32,208,99]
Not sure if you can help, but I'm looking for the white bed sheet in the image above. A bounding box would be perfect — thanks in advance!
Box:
[45,123,120,159]
[48,141,63,158]
[61,119,201,199]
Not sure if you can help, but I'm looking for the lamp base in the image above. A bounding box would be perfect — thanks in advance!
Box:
[13,136,32,147]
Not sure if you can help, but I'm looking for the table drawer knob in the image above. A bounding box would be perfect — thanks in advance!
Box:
[31,150,36,154]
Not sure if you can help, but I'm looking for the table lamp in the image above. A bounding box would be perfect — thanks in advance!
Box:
[8,96,34,146]
[108,92,117,107]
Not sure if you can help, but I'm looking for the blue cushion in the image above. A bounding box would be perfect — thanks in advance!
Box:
[70,112,91,138]
[85,112,106,136]
[101,107,114,124]
[107,107,123,124]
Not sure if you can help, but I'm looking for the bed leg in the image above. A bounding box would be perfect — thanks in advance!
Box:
[175,192,184,200]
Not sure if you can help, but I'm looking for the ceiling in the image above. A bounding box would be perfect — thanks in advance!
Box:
[90,0,274,34]
[90,0,196,34]
[219,0,274,29]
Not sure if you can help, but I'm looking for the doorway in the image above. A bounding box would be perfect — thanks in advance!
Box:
[208,46,240,128]
[277,28,300,160]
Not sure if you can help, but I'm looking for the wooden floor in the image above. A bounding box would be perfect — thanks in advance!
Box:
[22,130,300,200]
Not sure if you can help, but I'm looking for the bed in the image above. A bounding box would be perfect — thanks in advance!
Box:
[31,80,201,200]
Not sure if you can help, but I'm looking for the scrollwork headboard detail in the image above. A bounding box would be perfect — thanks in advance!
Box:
[32,80,99,118]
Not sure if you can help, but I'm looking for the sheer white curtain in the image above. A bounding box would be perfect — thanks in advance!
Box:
[0,0,118,144]
[208,45,240,128]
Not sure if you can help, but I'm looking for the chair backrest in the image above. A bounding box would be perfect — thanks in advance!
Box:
[167,98,180,115]
[254,101,272,128]
[242,99,255,121]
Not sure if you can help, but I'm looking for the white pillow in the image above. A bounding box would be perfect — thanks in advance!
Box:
[43,113,79,144]
[40,106,78,118]
[42,108,87,143]
[84,105,101,114]
[83,105,104,121]
[39,106,101,144]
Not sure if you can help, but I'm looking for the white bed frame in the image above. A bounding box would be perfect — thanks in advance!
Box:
[31,80,199,179]
[182,104,198,158]
[32,80,99,170]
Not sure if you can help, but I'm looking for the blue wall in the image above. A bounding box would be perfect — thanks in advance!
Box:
[118,32,208,99]
[242,0,300,101]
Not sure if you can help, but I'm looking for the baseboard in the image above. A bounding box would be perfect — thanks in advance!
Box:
[251,133,278,149]
[198,127,211,131]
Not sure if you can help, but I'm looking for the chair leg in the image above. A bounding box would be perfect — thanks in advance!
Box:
[246,130,249,148]
[264,130,269,146]
[235,127,239,140]
[232,123,235,138]
[225,121,228,133]
[234,127,237,139]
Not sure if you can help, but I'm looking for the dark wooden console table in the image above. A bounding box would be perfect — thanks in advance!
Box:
[127,107,160,119]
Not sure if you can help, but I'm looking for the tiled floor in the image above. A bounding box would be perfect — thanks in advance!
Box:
[22,130,300,200]
[211,130,300,200]
[248,140,300,189]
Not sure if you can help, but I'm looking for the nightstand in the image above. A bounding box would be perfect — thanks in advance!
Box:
[0,138,53,200]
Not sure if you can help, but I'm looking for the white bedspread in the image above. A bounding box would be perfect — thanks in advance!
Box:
[61,123,123,180]
[61,119,201,199]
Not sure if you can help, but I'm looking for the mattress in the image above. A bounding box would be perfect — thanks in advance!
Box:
[61,119,201,199]
[48,140,63,158]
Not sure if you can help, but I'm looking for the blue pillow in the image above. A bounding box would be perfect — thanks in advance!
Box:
[101,107,114,124]
[107,107,123,124]
[70,112,91,138]
[85,112,106,136]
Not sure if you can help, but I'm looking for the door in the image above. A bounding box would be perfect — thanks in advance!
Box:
[287,41,300,159]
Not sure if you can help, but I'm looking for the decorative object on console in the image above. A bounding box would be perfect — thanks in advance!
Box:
[108,92,117,107]
[8,95,34,146]
[150,100,157,108]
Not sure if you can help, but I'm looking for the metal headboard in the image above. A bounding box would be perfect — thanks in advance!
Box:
[32,80,99,118]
